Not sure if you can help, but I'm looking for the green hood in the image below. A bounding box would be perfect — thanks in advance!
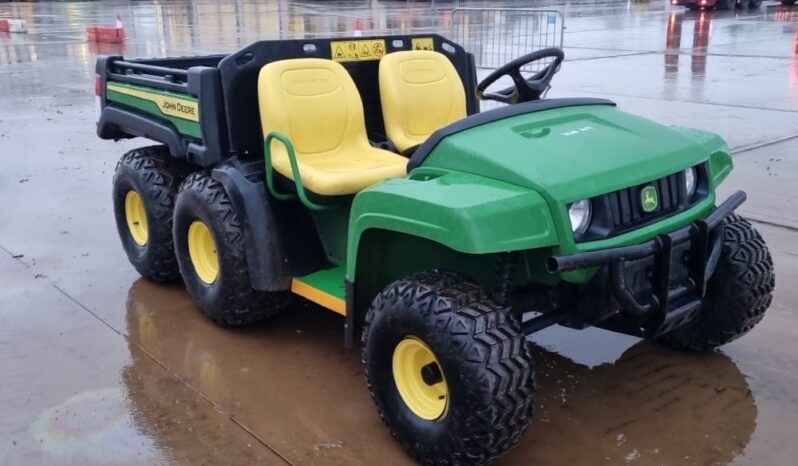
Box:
[417,104,724,202]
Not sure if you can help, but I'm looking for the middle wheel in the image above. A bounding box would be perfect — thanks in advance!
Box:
[362,271,536,465]
[173,172,290,327]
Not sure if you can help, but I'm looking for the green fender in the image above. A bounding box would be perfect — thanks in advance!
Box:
[669,126,733,187]
[346,169,559,281]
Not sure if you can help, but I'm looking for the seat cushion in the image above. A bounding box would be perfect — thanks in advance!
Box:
[379,51,467,152]
[258,58,407,197]
[270,143,407,196]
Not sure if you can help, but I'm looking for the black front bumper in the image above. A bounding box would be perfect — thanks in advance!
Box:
[546,191,746,337]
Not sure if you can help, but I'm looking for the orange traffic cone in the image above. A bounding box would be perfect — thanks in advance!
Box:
[353,18,363,37]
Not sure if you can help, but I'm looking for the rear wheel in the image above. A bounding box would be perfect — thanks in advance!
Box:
[112,146,191,282]
[173,172,290,326]
[362,271,535,465]
[781,0,795,5]
[658,215,774,351]
[716,0,734,8]
[747,0,762,7]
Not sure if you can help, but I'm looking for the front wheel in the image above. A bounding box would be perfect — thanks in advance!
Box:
[362,271,535,465]
[173,172,290,327]
[658,214,775,351]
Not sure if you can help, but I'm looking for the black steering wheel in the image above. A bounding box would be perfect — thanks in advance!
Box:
[476,48,565,104]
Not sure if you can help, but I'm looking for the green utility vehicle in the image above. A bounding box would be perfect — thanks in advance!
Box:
[97,34,774,464]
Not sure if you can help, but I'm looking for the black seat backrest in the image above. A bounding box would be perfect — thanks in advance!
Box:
[217,34,478,159]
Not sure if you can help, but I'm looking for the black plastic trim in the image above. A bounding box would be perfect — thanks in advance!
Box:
[211,158,291,291]
[97,106,187,157]
[187,67,228,166]
[407,97,617,170]
[547,190,746,273]
[546,191,745,337]
[95,55,122,108]
[344,279,356,349]
[129,54,227,69]
[107,72,189,94]
[575,163,710,242]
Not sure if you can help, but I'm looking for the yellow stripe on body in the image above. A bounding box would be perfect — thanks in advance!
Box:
[291,278,346,315]
[107,82,200,122]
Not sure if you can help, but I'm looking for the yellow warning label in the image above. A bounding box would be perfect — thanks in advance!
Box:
[330,39,386,62]
[411,37,435,51]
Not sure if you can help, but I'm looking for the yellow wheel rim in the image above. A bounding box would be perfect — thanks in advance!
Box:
[124,190,149,246]
[392,337,448,420]
[187,221,219,284]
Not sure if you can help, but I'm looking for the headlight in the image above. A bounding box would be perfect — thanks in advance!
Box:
[568,199,592,235]
[684,167,697,197]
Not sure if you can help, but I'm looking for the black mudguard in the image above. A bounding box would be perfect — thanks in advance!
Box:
[211,158,291,291]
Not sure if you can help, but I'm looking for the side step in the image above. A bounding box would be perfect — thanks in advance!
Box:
[291,267,346,315]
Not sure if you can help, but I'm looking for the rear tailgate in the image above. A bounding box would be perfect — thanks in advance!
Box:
[96,55,228,167]
[105,80,201,138]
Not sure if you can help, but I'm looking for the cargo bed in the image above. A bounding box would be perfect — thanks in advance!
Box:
[96,35,478,167]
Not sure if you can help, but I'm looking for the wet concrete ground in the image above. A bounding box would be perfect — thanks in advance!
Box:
[1,0,797,464]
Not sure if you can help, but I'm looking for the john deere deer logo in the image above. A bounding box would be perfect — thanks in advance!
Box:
[641,186,658,212]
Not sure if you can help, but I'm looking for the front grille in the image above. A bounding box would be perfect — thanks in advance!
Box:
[575,163,708,242]
[607,172,683,232]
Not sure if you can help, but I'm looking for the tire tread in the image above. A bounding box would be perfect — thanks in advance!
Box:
[113,146,191,282]
[362,271,535,465]
[658,214,775,351]
[175,172,289,327]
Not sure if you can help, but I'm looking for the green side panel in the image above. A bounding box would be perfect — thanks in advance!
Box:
[668,126,734,187]
[418,105,732,258]
[346,104,735,288]
[311,206,350,266]
[346,170,558,280]
[297,266,346,299]
[106,82,202,139]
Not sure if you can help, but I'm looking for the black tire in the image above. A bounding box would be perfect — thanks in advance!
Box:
[781,0,795,5]
[685,3,701,9]
[362,271,535,465]
[747,0,762,7]
[173,172,290,327]
[658,214,774,351]
[716,0,734,8]
[113,146,192,282]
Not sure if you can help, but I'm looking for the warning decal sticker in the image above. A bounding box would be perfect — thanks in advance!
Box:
[411,37,435,51]
[330,39,386,62]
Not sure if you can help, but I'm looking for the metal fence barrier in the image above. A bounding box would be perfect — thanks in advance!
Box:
[449,7,565,73]
[429,0,461,9]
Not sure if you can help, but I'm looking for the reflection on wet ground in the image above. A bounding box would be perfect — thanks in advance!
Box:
[1,0,798,465]
[122,279,758,465]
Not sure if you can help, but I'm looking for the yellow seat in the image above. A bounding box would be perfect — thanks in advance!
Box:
[379,51,467,153]
[258,58,407,197]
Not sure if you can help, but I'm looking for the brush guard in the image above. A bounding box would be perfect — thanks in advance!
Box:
[541,191,745,337]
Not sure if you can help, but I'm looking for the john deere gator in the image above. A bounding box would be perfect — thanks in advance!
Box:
[96,34,775,464]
